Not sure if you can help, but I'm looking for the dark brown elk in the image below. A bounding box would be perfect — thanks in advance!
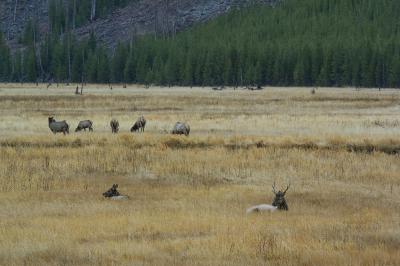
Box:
[130,116,146,132]
[246,182,290,214]
[102,184,129,200]
[110,119,119,133]
[103,184,120,197]
[272,182,290,210]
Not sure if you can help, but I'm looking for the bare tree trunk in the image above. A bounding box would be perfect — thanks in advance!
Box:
[7,5,12,40]
[166,0,171,38]
[20,50,23,84]
[154,10,158,40]
[73,0,77,29]
[32,19,38,84]
[46,35,50,75]
[91,0,96,21]
[66,15,71,82]
[13,0,18,22]
[37,36,44,81]
[173,0,178,38]
[33,1,45,82]
[81,50,85,84]
[172,21,176,39]
[68,34,71,82]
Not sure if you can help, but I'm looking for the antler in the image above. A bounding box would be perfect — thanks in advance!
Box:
[283,183,290,194]
[272,181,277,194]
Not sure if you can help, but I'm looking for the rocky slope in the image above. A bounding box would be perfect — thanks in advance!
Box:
[0,0,49,48]
[73,0,278,49]
[0,0,278,50]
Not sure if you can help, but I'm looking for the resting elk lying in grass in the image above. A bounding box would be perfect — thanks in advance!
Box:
[246,182,290,214]
[102,184,129,200]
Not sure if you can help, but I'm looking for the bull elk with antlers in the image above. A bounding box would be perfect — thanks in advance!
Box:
[246,182,290,213]
[272,182,290,210]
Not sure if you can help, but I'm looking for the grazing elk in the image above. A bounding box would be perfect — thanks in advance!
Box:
[48,117,69,135]
[172,122,190,136]
[110,119,119,133]
[130,116,146,132]
[246,182,290,213]
[75,120,93,132]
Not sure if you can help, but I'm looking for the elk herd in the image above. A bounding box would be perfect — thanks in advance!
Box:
[48,116,190,136]
[48,116,289,214]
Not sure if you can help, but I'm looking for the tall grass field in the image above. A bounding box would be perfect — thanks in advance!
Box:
[0,84,399,265]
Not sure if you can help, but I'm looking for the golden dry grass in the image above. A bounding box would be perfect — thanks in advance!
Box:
[0,83,399,265]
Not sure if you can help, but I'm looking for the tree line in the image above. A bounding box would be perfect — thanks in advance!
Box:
[1,0,400,88]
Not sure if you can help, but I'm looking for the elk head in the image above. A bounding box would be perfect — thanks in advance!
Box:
[272,182,290,211]
[103,184,119,198]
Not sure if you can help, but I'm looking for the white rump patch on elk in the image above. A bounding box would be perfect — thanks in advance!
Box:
[246,204,278,214]
[109,195,129,200]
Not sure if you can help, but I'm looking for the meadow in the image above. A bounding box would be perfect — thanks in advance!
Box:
[0,84,399,265]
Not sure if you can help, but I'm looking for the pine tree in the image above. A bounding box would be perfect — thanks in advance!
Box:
[388,53,400,88]
[97,47,110,83]
[124,50,136,83]
[71,43,84,82]
[183,53,195,86]
[111,43,128,83]
[294,57,306,86]
[0,31,11,81]
[24,46,38,82]
[12,51,23,82]
[85,52,98,82]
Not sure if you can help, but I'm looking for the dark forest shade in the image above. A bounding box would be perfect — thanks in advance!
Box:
[1,0,400,88]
